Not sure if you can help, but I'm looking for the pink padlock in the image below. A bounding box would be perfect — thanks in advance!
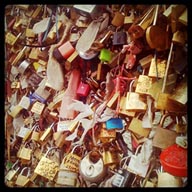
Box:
[58,41,75,59]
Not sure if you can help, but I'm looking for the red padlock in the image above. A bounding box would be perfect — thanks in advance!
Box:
[160,144,187,177]
[77,82,91,97]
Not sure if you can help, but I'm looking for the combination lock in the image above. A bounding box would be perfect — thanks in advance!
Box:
[112,169,135,187]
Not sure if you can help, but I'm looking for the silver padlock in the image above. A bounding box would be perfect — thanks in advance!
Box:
[79,150,107,183]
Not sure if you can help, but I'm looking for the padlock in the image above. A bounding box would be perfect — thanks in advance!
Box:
[76,81,91,97]
[128,114,151,138]
[31,123,41,142]
[135,75,153,95]
[32,86,51,103]
[17,142,33,161]
[18,95,31,110]
[111,7,125,27]
[8,105,22,118]
[112,27,127,46]
[31,101,45,115]
[157,172,183,187]
[56,168,78,187]
[111,169,135,187]
[5,160,20,181]
[58,40,75,60]
[105,118,124,130]
[15,167,31,187]
[152,114,178,149]
[148,58,166,78]
[62,145,83,173]
[175,116,187,134]
[102,149,120,165]
[34,147,60,181]
[79,149,107,183]
[126,79,147,111]
[39,122,55,143]
[17,59,30,74]
[99,48,112,63]
[127,144,150,178]
[99,126,116,143]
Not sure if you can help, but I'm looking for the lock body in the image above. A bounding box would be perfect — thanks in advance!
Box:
[112,169,135,187]
[113,31,127,45]
[79,151,107,183]
[77,82,91,97]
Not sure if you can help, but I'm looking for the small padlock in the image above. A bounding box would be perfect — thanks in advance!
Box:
[111,169,135,187]
[31,123,41,142]
[76,81,91,97]
[99,48,112,63]
[113,27,127,46]
[102,149,120,165]
[79,149,107,183]
[175,116,187,134]
[15,167,31,187]
[32,86,51,103]
[17,142,33,161]
[106,118,124,130]
[58,40,75,60]
[5,160,20,181]
[111,8,125,27]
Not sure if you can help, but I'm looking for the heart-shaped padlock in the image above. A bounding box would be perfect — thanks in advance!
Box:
[79,150,107,183]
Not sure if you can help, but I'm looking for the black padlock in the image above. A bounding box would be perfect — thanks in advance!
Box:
[113,28,127,46]
[112,169,135,187]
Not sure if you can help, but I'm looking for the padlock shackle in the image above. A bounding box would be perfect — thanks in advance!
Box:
[45,147,58,157]
[11,159,19,170]
[20,167,30,177]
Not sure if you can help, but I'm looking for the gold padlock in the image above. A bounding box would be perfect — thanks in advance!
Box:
[5,160,20,181]
[15,167,31,187]
[34,147,60,181]
[102,150,120,165]
[17,142,32,161]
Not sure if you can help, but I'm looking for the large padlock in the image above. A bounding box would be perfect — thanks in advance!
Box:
[152,114,178,149]
[112,27,127,46]
[15,167,31,187]
[34,147,60,181]
[79,149,107,183]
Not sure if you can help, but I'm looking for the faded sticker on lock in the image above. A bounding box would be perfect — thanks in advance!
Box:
[63,153,81,173]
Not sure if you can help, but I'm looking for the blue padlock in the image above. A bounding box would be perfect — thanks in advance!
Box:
[106,118,123,130]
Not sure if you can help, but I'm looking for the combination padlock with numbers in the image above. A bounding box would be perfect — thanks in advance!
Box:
[112,169,135,187]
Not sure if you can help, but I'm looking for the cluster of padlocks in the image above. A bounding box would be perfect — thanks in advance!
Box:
[4,4,187,187]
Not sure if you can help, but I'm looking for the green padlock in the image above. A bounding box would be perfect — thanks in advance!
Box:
[99,48,112,63]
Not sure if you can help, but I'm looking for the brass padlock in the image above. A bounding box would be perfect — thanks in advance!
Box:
[17,142,32,161]
[62,145,83,173]
[111,11,125,27]
[102,149,120,165]
[5,160,20,181]
[15,167,31,187]
[34,147,60,181]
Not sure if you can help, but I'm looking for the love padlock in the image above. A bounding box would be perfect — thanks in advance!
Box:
[79,149,107,183]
